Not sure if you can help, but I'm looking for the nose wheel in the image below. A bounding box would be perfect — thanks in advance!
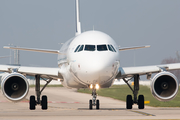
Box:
[89,89,100,110]
[96,99,100,109]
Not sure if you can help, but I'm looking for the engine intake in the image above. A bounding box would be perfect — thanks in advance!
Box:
[1,73,29,102]
[151,71,179,101]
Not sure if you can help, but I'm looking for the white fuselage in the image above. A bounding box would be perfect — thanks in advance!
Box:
[58,31,120,88]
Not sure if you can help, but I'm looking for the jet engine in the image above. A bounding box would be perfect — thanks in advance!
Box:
[151,71,179,101]
[1,73,29,102]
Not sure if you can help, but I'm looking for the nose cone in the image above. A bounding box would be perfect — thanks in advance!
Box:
[75,52,116,84]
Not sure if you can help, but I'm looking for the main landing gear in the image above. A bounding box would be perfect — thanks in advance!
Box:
[123,74,144,109]
[89,84,100,110]
[29,75,52,110]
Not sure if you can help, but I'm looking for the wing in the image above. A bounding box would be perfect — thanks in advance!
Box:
[3,46,63,54]
[0,65,63,80]
[119,45,150,51]
[0,55,11,59]
[116,63,180,79]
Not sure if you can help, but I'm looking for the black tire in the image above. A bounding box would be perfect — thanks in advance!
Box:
[41,95,48,110]
[29,95,36,110]
[138,95,144,109]
[96,99,100,109]
[126,95,133,109]
[89,100,92,110]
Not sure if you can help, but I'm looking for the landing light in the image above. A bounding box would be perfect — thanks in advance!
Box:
[95,84,100,89]
[90,84,93,89]
[89,84,100,89]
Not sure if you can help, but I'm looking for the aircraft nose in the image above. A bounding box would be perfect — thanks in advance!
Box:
[75,53,116,84]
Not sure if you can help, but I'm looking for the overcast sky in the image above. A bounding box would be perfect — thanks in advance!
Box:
[0,0,180,67]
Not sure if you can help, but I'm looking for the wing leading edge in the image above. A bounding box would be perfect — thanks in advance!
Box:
[3,46,64,54]
[116,63,180,79]
[119,45,150,51]
[0,65,63,80]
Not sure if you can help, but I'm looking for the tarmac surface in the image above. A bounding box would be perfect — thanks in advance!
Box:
[0,87,180,120]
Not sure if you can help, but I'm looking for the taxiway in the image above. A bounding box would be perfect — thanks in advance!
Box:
[0,87,179,120]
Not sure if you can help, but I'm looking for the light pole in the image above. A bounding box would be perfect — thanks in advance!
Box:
[134,49,136,66]
[176,51,180,62]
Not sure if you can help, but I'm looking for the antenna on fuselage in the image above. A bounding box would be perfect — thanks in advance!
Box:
[75,0,81,36]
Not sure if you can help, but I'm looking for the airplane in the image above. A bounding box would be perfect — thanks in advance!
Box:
[0,0,180,110]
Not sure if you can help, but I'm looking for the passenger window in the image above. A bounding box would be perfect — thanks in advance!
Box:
[74,45,80,52]
[108,45,113,52]
[97,45,108,51]
[78,45,84,52]
[110,45,116,52]
[84,45,95,51]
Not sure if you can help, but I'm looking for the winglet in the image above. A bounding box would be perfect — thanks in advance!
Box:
[75,0,81,36]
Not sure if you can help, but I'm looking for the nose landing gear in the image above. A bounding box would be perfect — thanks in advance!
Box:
[89,84,100,110]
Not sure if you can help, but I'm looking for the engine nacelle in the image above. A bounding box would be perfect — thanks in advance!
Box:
[151,71,179,101]
[1,73,29,102]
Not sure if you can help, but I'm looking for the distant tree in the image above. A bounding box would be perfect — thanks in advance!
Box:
[161,51,180,82]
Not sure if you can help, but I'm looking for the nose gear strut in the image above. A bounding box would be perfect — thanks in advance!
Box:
[89,88,100,109]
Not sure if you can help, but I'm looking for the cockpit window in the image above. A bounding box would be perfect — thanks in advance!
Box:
[84,45,95,51]
[108,45,113,52]
[74,44,116,52]
[74,45,80,52]
[108,44,116,52]
[78,45,84,52]
[110,45,116,52]
[97,44,108,51]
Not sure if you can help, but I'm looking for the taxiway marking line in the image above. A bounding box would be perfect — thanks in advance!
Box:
[130,110,155,116]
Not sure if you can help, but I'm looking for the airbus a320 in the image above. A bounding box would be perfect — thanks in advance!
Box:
[0,0,180,110]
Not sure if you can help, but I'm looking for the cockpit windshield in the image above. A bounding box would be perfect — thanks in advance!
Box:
[84,45,95,51]
[97,45,108,51]
[74,44,116,52]
[109,44,116,52]
[107,45,113,52]
[78,45,84,52]
[74,45,80,52]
